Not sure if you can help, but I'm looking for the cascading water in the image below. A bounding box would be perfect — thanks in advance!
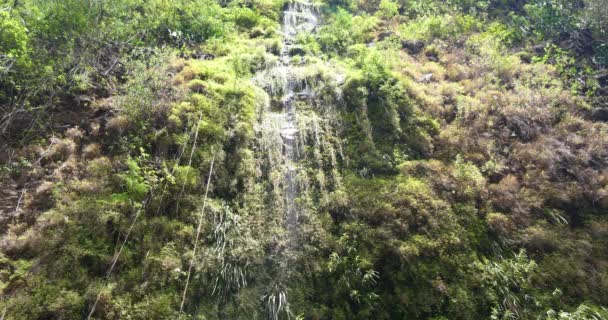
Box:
[280,0,318,241]
[253,1,319,318]
[255,0,319,247]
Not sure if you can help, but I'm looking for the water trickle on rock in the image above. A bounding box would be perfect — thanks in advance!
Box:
[251,1,351,318]
[256,0,320,241]
[281,1,319,239]
[253,1,320,318]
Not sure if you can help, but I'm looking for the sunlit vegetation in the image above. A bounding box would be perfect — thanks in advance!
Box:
[1,0,607,319]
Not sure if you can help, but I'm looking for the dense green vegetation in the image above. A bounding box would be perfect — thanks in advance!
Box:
[1,0,608,319]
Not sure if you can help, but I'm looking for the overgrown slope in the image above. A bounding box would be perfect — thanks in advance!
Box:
[1,0,607,319]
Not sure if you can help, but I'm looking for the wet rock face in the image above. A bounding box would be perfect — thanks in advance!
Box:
[282,2,318,40]
[254,1,320,241]
[276,0,319,229]
[281,3,318,235]
[252,2,321,316]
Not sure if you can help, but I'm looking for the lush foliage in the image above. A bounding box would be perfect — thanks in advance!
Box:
[1,0,608,319]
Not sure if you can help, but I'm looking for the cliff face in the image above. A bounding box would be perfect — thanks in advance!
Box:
[1,0,608,319]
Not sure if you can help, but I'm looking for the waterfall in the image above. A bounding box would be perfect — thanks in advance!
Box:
[253,1,319,318]
[280,1,318,240]
[255,0,319,243]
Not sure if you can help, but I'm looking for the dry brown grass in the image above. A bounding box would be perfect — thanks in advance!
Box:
[106,115,130,136]
[82,143,102,160]
[46,138,76,162]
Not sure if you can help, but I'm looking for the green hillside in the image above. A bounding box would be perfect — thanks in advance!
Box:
[1,0,607,319]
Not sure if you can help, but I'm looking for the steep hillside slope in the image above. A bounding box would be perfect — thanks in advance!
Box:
[1,0,607,319]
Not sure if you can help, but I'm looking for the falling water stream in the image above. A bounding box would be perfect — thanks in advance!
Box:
[253,1,319,318]
[254,0,320,247]
[280,0,318,241]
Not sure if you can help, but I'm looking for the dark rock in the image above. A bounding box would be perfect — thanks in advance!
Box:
[566,28,594,54]
[530,43,547,55]
[377,31,395,41]
[250,27,266,38]
[297,92,312,100]
[596,69,608,86]
[190,50,215,60]
[401,40,425,54]
[288,45,306,56]
[590,108,608,122]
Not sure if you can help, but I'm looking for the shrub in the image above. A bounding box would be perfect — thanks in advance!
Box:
[317,9,355,54]
[82,143,102,159]
[523,0,580,39]
[378,0,399,19]
[583,0,608,37]
[173,165,200,190]
[188,79,207,93]
[229,6,261,29]
[452,155,485,200]
[399,14,481,41]
[475,250,541,318]
[117,157,150,201]
[486,212,515,236]
[46,138,77,162]
[0,10,31,79]
[86,157,113,178]
[466,31,520,81]
[106,115,130,136]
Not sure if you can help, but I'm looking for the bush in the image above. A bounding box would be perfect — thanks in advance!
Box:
[452,155,485,200]
[475,250,541,318]
[378,0,399,18]
[399,14,481,41]
[583,0,608,37]
[229,6,261,29]
[0,10,31,79]
[523,0,580,39]
[466,31,519,80]
[145,0,229,45]
[318,9,355,54]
